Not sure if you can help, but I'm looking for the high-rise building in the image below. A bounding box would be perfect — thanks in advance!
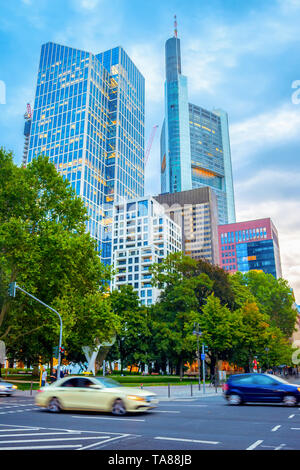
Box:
[218,218,282,279]
[155,187,219,265]
[27,42,145,265]
[111,196,182,304]
[160,28,235,225]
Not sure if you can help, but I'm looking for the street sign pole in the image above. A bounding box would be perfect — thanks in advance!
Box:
[9,283,63,380]
[193,323,201,391]
[202,344,206,394]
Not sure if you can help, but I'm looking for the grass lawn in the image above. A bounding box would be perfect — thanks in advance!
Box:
[3,374,212,390]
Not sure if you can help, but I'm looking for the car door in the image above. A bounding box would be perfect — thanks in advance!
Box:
[74,378,114,411]
[231,375,258,401]
[252,375,282,402]
[58,377,81,409]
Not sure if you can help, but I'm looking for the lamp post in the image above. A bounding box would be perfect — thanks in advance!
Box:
[193,323,202,391]
[8,282,63,380]
[265,348,270,371]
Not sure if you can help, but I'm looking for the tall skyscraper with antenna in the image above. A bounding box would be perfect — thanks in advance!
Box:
[160,19,236,224]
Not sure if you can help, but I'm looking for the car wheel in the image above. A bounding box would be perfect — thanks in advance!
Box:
[112,398,127,416]
[283,395,297,406]
[227,394,243,405]
[47,397,62,413]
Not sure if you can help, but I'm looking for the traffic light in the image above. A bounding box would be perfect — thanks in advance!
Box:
[59,346,65,358]
[8,282,16,298]
[204,345,209,353]
[52,346,59,359]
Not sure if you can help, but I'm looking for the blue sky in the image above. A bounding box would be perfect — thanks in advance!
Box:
[1,0,300,301]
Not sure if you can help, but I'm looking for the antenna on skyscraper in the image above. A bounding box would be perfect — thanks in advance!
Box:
[174,15,178,38]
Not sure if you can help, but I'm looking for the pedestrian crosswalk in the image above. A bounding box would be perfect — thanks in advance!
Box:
[0,424,131,450]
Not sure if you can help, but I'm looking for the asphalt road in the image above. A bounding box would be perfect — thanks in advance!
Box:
[0,393,300,452]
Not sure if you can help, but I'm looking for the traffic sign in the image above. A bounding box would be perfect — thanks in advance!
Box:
[201,353,206,360]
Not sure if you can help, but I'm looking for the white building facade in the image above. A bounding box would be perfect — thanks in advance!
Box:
[111,196,182,305]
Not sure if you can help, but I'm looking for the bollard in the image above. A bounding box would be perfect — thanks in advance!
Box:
[191,382,193,396]
[140,383,143,389]
[168,383,170,398]
[30,381,33,396]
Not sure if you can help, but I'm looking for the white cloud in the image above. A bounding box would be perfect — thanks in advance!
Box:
[236,195,300,304]
[72,0,102,11]
[230,104,300,167]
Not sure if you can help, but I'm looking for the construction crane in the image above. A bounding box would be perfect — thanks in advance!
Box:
[144,125,158,167]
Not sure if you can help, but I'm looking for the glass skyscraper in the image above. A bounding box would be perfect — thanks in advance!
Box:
[160,32,235,225]
[160,35,192,194]
[27,42,145,265]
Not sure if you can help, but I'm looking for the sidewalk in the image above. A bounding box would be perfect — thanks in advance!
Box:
[141,384,222,400]
[12,384,222,400]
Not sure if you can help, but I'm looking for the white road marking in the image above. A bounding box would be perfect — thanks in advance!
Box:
[0,436,111,444]
[271,425,281,432]
[154,436,219,445]
[71,415,145,422]
[158,404,208,407]
[246,440,264,450]
[274,444,286,450]
[0,445,81,450]
[0,432,85,438]
[288,415,295,419]
[151,410,180,413]
[79,434,132,451]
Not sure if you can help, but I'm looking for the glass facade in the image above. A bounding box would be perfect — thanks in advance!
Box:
[160,34,235,225]
[189,104,230,225]
[27,42,144,265]
[161,36,192,194]
[236,240,277,278]
[218,219,282,279]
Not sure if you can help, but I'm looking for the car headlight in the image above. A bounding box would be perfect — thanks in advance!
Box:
[297,387,300,393]
[0,386,6,390]
[12,385,18,390]
[127,395,146,402]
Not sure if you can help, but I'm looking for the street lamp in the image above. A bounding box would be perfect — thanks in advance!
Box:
[8,282,63,380]
[265,348,270,370]
[193,323,202,391]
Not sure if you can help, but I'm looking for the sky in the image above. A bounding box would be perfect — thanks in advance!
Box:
[0,0,300,302]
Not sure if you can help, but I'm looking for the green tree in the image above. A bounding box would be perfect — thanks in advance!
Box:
[150,253,213,377]
[0,149,117,365]
[234,271,297,338]
[199,294,243,377]
[106,285,150,373]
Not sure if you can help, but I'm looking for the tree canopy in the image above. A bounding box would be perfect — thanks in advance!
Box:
[0,149,118,365]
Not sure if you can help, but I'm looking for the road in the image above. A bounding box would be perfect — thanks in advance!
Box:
[0,392,300,451]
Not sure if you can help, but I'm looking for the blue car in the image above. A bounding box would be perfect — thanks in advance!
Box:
[223,373,300,406]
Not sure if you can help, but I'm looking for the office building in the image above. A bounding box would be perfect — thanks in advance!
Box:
[155,187,219,265]
[27,42,145,265]
[111,196,182,304]
[218,218,282,278]
[160,28,235,225]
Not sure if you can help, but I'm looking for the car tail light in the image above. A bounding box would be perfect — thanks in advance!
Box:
[222,384,229,392]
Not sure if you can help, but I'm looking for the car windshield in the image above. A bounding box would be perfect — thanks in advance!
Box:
[266,374,290,385]
[94,377,122,388]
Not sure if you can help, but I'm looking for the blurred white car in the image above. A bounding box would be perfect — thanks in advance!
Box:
[0,378,18,396]
[35,376,159,415]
